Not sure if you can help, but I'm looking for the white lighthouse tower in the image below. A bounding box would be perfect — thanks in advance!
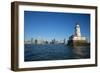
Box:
[67,23,89,46]
[67,22,88,46]
[75,23,81,37]
[73,23,86,40]
[68,23,86,41]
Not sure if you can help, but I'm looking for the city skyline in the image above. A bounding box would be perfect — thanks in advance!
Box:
[24,37,67,44]
[24,11,90,42]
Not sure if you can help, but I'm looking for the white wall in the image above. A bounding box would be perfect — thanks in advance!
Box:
[0,0,99,73]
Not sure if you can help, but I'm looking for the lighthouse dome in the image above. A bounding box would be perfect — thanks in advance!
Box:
[76,24,80,27]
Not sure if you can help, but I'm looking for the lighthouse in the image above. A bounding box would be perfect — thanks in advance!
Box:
[75,23,81,37]
[67,23,89,46]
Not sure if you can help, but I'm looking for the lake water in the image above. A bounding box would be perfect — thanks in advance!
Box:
[24,44,90,62]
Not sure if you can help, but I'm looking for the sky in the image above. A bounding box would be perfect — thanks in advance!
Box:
[24,11,90,41]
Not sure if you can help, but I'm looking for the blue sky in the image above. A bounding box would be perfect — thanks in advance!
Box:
[24,11,90,41]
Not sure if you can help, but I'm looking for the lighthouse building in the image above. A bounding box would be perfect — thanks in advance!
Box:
[67,23,89,46]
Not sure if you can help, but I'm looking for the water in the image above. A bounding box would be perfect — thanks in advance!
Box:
[24,44,90,62]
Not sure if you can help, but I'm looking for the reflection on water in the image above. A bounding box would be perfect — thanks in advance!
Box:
[24,44,90,62]
[71,46,90,59]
